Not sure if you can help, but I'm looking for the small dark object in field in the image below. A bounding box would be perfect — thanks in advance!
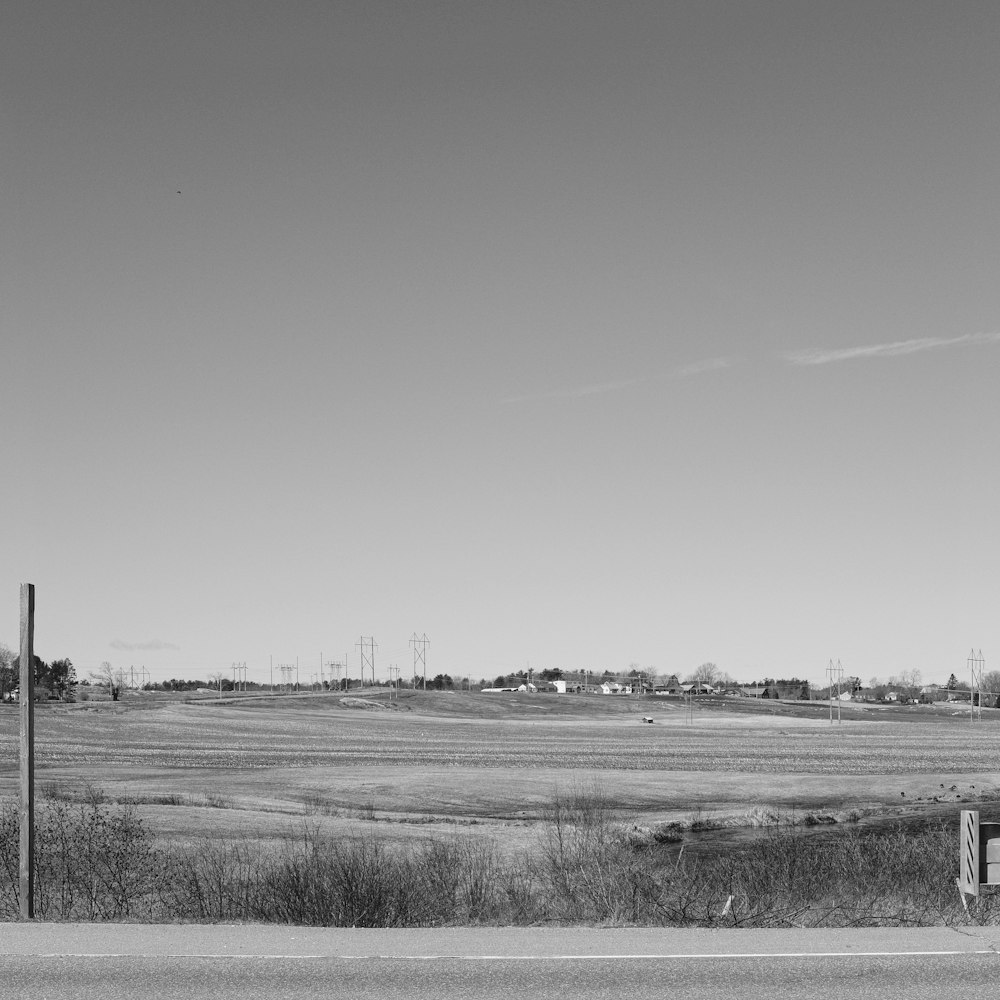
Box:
[900,792,905,796]
[641,716,654,724]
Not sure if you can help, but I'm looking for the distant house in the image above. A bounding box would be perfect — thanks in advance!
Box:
[548,680,567,694]
[681,682,715,696]
[741,685,781,699]
[517,682,538,693]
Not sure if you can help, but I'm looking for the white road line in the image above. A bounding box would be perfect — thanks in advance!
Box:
[27,950,1000,961]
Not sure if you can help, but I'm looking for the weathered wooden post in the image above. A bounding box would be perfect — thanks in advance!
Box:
[19,583,35,919]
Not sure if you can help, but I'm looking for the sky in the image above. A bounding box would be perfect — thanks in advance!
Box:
[4,1,1000,688]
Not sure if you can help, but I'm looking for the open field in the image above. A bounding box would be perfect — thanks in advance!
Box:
[2,690,999,858]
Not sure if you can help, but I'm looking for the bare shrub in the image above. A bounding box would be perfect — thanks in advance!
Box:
[707,823,964,928]
[158,834,268,921]
[0,788,991,929]
[0,794,158,919]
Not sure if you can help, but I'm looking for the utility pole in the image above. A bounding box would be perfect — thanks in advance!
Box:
[389,664,400,701]
[410,633,429,690]
[19,583,35,919]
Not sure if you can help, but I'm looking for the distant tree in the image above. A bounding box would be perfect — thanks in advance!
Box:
[46,658,77,701]
[90,661,121,701]
[688,663,720,686]
[981,671,1000,699]
[12,653,48,698]
[947,673,959,691]
[208,672,225,694]
[538,668,564,681]
[0,643,14,701]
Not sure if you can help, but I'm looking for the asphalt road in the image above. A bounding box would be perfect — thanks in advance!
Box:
[3,924,1000,999]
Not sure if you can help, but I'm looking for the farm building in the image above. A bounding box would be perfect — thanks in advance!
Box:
[680,682,716,696]
[655,684,685,696]
[741,685,779,699]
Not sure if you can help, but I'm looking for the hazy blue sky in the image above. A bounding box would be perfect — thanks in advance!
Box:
[4,1,999,687]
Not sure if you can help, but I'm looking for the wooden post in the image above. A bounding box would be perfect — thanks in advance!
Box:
[19,583,35,919]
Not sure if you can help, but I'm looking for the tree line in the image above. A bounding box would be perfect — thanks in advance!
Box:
[0,644,77,702]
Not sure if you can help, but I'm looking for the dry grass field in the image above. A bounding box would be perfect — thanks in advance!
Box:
[2,689,998,859]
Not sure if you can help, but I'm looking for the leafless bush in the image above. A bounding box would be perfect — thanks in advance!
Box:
[0,794,158,919]
[0,789,990,928]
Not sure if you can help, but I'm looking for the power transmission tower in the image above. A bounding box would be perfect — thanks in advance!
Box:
[233,661,247,692]
[969,649,985,722]
[826,659,844,724]
[388,664,400,702]
[325,660,344,691]
[410,633,429,690]
[357,637,377,688]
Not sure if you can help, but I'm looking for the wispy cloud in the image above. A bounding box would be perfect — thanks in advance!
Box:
[503,356,735,403]
[503,377,645,404]
[785,332,1000,366]
[673,356,734,377]
[110,638,180,651]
